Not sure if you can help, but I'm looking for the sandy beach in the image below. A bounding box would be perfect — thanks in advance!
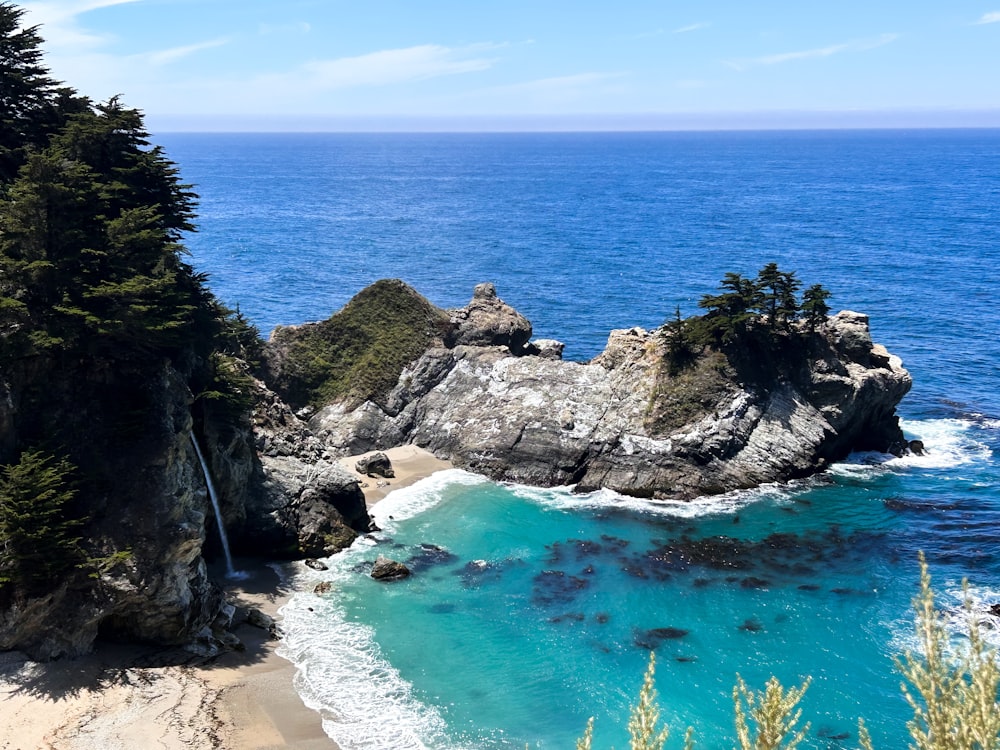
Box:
[0,446,452,750]
[339,444,454,506]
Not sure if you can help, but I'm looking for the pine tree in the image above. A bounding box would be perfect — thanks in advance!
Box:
[800,284,832,332]
[663,305,695,373]
[0,3,87,184]
[697,272,759,343]
[755,263,801,330]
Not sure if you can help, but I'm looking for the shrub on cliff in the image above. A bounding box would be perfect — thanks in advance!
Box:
[265,279,452,410]
[0,449,84,594]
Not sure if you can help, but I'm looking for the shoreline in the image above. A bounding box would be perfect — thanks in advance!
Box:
[339,444,454,506]
[0,446,452,750]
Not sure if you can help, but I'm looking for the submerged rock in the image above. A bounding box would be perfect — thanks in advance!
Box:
[371,556,411,581]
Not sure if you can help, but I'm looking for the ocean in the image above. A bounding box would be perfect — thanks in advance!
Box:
[158,130,1000,749]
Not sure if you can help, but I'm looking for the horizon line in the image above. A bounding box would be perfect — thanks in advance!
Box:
[147,109,1000,134]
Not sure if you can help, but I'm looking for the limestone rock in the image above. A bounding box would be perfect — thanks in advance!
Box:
[525,339,565,360]
[311,305,910,501]
[237,378,372,559]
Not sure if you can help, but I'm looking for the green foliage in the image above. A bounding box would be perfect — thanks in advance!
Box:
[215,303,264,367]
[755,262,801,331]
[662,306,696,375]
[696,272,760,344]
[0,3,88,183]
[885,553,1000,750]
[0,449,85,591]
[86,548,133,578]
[196,352,257,420]
[646,349,736,435]
[733,675,810,750]
[691,264,830,346]
[800,284,832,332]
[271,279,452,410]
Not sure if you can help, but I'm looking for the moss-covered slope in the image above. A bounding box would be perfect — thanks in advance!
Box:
[264,279,453,411]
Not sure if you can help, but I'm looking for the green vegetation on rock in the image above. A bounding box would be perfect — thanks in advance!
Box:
[650,264,834,434]
[0,2,259,603]
[266,278,452,410]
[0,449,84,593]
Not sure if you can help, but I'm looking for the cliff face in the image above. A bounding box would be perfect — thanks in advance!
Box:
[0,359,369,660]
[0,361,222,659]
[303,283,911,500]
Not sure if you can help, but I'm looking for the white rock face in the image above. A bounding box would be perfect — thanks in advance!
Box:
[312,309,911,501]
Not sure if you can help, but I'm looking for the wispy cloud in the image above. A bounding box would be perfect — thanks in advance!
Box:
[262,43,503,91]
[726,33,898,71]
[674,22,710,34]
[22,0,142,49]
[629,28,664,40]
[146,38,228,66]
[974,11,1000,24]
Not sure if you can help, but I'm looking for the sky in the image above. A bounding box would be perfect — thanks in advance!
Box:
[18,0,1000,131]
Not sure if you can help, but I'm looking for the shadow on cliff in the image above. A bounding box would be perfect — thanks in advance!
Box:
[2,559,293,702]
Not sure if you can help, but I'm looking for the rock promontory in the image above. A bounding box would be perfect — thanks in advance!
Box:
[286,281,911,500]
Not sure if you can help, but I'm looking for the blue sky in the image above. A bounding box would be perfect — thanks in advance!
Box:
[19,0,1000,130]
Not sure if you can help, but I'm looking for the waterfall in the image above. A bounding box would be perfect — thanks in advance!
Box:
[190,432,239,579]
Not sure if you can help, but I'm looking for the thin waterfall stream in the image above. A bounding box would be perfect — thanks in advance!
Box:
[190,432,241,579]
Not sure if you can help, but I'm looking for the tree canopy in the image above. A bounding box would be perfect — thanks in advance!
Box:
[0,2,255,593]
[692,263,832,345]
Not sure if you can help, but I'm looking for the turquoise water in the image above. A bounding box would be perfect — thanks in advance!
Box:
[154,131,1000,748]
[277,421,999,749]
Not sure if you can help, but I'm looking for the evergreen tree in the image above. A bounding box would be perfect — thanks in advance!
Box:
[697,272,759,343]
[0,449,84,591]
[755,262,801,330]
[662,305,695,373]
[800,284,832,332]
[0,3,87,185]
[0,104,208,359]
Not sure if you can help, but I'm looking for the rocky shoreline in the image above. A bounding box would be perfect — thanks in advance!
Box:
[299,281,912,499]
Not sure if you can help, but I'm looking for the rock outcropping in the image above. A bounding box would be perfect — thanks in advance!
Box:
[304,283,911,500]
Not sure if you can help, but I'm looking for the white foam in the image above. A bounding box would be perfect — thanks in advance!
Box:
[829,418,993,479]
[370,469,486,531]
[886,579,1000,660]
[896,418,994,468]
[277,566,469,750]
[510,479,800,519]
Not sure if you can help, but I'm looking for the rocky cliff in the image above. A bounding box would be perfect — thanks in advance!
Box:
[0,357,369,660]
[300,282,911,500]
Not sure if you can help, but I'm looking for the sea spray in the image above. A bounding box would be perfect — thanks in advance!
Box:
[190,432,241,579]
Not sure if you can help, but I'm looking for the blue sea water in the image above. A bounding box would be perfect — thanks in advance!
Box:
[158,130,1000,749]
